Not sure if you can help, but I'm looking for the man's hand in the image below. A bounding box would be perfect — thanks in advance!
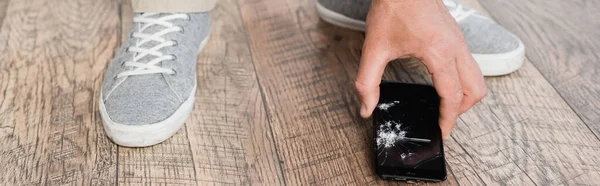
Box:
[356,0,487,139]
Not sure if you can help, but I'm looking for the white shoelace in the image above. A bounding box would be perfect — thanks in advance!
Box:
[117,13,190,79]
[443,0,477,22]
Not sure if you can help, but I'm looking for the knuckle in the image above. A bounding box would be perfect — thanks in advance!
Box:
[475,85,488,100]
[426,42,453,59]
[354,80,369,94]
[428,34,459,53]
[466,84,487,102]
[443,88,464,104]
[422,39,458,73]
[453,88,464,103]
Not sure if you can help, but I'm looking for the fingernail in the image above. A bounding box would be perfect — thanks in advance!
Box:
[360,103,368,118]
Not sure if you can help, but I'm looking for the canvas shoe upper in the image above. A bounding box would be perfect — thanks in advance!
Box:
[99,13,211,147]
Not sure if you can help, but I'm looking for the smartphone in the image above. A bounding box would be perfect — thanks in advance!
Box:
[373,81,447,182]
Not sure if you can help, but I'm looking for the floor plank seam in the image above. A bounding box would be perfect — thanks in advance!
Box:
[183,124,200,183]
[0,0,10,28]
[115,146,119,186]
[254,69,288,186]
[522,58,600,142]
[233,1,288,185]
[447,164,462,186]
[450,130,487,186]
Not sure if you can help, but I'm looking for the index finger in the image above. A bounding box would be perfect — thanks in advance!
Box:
[355,40,390,118]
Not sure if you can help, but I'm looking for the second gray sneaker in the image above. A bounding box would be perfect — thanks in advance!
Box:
[316,0,525,76]
[99,13,211,147]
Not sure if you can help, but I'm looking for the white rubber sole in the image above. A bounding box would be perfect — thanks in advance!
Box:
[316,1,525,76]
[99,35,210,147]
[316,2,366,32]
[472,42,525,76]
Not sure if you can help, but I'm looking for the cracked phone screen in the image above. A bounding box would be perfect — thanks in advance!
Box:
[374,93,443,171]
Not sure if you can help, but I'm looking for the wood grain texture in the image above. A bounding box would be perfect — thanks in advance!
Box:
[237,0,458,185]
[445,0,600,185]
[479,0,600,139]
[186,0,285,185]
[1,0,599,185]
[0,0,8,27]
[238,0,600,185]
[238,0,401,185]
[0,0,120,185]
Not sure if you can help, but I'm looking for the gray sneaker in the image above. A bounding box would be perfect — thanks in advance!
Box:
[316,0,525,76]
[99,13,211,147]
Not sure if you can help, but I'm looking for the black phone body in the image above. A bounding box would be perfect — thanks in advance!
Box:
[373,82,447,182]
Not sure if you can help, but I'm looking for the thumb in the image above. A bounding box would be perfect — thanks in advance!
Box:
[356,40,390,118]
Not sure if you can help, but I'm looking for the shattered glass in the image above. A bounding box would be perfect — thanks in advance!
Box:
[374,99,443,169]
[374,82,446,181]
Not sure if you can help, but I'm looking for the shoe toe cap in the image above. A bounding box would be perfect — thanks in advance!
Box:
[461,15,523,55]
[103,76,183,125]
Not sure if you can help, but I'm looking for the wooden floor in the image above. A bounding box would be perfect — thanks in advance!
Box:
[1,0,599,185]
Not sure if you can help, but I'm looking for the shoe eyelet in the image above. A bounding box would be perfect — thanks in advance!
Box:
[186,15,192,21]
[170,69,178,76]
[121,61,126,67]
[113,76,119,80]
[178,27,185,34]
[125,47,131,53]
[171,40,178,47]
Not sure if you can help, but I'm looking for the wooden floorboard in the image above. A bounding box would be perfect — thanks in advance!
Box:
[1,0,599,185]
[238,0,600,185]
[185,0,285,184]
[237,0,458,185]
[451,0,600,185]
[400,0,600,185]
[0,0,120,185]
[237,0,404,185]
[479,0,600,139]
